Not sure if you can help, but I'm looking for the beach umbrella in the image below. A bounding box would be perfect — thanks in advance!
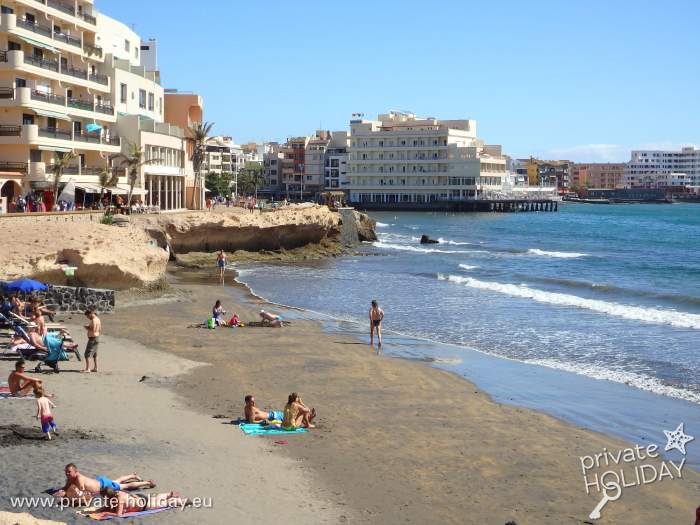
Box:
[2,278,48,292]
[85,123,102,134]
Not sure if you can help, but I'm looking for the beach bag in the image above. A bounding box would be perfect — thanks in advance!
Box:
[207,318,216,329]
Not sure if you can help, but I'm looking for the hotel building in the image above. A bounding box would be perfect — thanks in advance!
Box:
[347,111,507,205]
[571,163,625,189]
[625,147,700,189]
[324,131,348,191]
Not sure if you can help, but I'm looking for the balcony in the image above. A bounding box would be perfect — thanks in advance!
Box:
[24,54,59,72]
[39,127,71,140]
[0,51,6,63]
[67,97,92,111]
[0,125,21,136]
[81,13,97,25]
[89,73,109,86]
[94,103,114,115]
[0,87,13,99]
[54,31,81,48]
[84,43,103,58]
[16,18,52,38]
[47,0,76,16]
[31,89,65,106]
[0,161,27,172]
[74,132,101,144]
[63,65,88,80]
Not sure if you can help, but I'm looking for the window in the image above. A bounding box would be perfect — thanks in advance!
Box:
[120,83,127,103]
[8,41,20,51]
[30,149,41,162]
[159,97,163,114]
[16,77,26,88]
[148,92,154,111]
[139,89,146,109]
[134,47,139,59]
[23,113,34,125]
[125,39,130,52]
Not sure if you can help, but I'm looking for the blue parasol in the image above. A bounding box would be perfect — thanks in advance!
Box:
[2,278,48,292]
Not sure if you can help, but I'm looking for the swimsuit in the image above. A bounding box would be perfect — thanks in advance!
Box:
[217,259,225,268]
[372,319,381,327]
[96,476,120,491]
[40,414,57,433]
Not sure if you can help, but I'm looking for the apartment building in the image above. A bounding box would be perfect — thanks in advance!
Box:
[571,163,625,189]
[204,136,242,175]
[262,142,282,193]
[304,131,330,195]
[625,147,700,189]
[324,131,348,191]
[280,136,309,199]
[0,0,121,209]
[537,161,571,192]
[347,111,507,205]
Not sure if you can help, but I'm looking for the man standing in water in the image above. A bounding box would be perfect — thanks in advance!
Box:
[216,250,226,284]
[369,300,384,349]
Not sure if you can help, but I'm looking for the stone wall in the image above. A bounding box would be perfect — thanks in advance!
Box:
[14,285,115,313]
[0,211,105,225]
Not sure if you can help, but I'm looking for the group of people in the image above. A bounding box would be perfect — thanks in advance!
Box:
[51,464,188,517]
[244,392,317,429]
[209,300,283,328]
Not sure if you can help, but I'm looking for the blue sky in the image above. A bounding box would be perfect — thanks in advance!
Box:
[100,0,700,162]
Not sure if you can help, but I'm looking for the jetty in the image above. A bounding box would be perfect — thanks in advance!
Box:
[352,199,559,213]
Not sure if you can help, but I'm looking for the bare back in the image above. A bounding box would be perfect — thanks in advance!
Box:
[87,316,101,338]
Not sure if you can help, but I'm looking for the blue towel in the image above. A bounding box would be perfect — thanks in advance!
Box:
[44,333,68,362]
[239,423,308,436]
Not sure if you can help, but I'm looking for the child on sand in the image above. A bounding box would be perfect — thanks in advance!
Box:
[35,386,58,440]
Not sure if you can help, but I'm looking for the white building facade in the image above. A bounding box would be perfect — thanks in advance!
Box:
[347,112,507,205]
[625,146,700,189]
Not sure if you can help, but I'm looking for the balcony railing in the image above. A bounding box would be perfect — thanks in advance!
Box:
[0,51,7,63]
[63,66,88,80]
[0,125,21,136]
[74,132,101,144]
[39,127,72,140]
[64,166,108,176]
[89,73,109,86]
[31,89,66,106]
[68,98,92,111]
[47,0,76,16]
[0,161,27,172]
[94,104,114,115]
[0,87,13,99]
[81,13,97,25]
[104,135,120,146]
[24,54,59,72]
[17,18,52,38]
[54,32,81,48]
[84,43,103,58]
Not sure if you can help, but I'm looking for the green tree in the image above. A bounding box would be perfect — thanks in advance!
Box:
[189,121,215,209]
[205,171,234,198]
[98,162,121,203]
[51,150,77,208]
[237,162,265,198]
[112,142,161,209]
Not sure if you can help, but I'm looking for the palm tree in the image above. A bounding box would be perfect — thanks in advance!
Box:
[238,162,266,199]
[189,121,215,209]
[111,142,161,210]
[51,150,77,210]
[98,161,121,205]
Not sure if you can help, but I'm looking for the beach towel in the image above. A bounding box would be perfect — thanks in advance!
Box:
[81,508,171,520]
[238,423,308,436]
[44,333,68,362]
[0,384,34,399]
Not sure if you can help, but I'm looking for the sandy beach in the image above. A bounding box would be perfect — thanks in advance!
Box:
[2,266,700,524]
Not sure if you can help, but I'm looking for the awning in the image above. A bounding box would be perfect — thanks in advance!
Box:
[19,36,57,53]
[33,109,72,121]
[73,182,102,194]
[114,183,148,196]
[38,145,73,153]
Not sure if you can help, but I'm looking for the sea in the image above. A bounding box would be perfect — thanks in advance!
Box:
[234,203,700,465]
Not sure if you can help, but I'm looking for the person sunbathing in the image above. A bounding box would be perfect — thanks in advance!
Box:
[97,487,190,517]
[282,392,317,429]
[259,309,283,327]
[25,324,48,352]
[52,463,155,505]
[8,359,42,396]
[244,395,283,423]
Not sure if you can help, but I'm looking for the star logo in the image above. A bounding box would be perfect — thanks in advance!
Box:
[663,423,694,455]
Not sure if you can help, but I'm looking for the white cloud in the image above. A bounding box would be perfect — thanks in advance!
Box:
[526,142,698,163]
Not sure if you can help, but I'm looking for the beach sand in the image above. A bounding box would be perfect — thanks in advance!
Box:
[2,267,699,524]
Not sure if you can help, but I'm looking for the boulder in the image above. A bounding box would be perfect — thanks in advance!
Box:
[420,235,439,244]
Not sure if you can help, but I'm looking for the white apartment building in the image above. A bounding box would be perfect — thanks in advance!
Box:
[0,0,121,210]
[324,131,348,191]
[262,142,282,192]
[347,111,507,205]
[625,146,700,189]
[0,0,189,211]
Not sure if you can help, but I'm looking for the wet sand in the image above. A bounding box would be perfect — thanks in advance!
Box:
[104,268,700,524]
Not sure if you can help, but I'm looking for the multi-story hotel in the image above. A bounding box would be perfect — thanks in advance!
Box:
[571,163,625,189]
[347,111,507,205]
[280,136,308,198]
[324,131,348,191]
[0,0,199,211]
[625,147,700,189]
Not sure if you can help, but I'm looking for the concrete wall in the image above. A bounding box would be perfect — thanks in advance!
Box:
[0,210,104,223]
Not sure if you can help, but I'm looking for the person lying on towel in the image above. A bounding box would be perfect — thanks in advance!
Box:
[244,394,283,423]
[52,463,155,506]
[259,309,283,327]
[96,487,190,517]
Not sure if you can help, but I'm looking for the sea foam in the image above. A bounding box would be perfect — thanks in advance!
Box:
[438,274,700,330]
[438,238,472,246]
[374,241,472,254]
[527,248,589,258]
[458,264,479,271]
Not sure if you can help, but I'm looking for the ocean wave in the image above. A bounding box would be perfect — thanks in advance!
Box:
[458,264,479,271]
[376,222,390,227]
[526,358,700,405]
[527,248,589,258]
[438,274,700,330]
[438,238,472,246]
[373,241,473,254]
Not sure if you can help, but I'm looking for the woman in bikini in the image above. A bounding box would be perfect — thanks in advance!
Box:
[282,392,317,429]
[97,488,190,517]
[216,250,226,284]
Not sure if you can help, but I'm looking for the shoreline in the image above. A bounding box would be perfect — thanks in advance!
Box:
[103,267,700,523]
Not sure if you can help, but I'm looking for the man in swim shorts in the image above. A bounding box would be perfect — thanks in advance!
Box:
[52,464,155,505]
[8,359,42,396]
[244,394,283,423]
[368,299,384,349]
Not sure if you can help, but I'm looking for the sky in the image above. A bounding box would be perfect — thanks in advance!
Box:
[100,0,700,162]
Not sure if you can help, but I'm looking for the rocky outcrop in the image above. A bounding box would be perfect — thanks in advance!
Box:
[353,210,378,242]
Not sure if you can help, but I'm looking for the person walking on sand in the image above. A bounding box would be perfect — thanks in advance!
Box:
[216,250,226,284]
[369,300,384,349]
[35,386,58,440]
[82,310,101,373]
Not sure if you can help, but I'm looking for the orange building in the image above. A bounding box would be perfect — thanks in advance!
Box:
[572,163,626,190]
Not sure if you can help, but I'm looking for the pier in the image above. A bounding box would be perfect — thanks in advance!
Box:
[352,199,559,213]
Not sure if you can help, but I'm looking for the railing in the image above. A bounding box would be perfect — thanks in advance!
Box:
[31,89,65,105]
[54,32,81,48]
[0,51,7,63]
[94,104,114,115]
[84,43,103,58]
[0,87,14,99]
[68,98,92,111]
[17,18,53,38]
[104,135,121,146]
[47,0,75,16]
[89,73,109,86]
[64,166,107,175]
[63,66,88,80]
[24,54,59,72]
[38,127,72,140]
[0,125,21,136]
[81,13,97,25]
[0,161,27,172]
[74,132,101,144]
